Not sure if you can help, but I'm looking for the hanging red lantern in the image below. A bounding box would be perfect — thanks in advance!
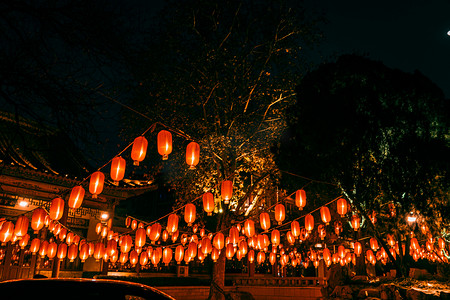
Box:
[59,228,67,241]
[260,212,271,231]
[323,248,332,262]
[351,215,361,231]
[211,247,220,262]
[286,231,295,245]
[274,203,285,225]
[257,251,265,264]
[226,243,235,260]
[167,214,179,234]
[184,203,196,226]
[370,237,379,251]
[119,252,128,264]
[31,208,47,233]
[239,240,248,256]
[131,219,137,231]
[295,189,306,210]
[57,243,68,260]
[0,221,14,243]
[110,156,126,183]
[162,247,173,266]
[291,220,300,238]
[337,198,348,216]
[186,142,200,169]
[105,239,116,256]
[271,229,280,247]
[14,216,29,237]
[129,250,139,266]
[157,130,172,160]
[213,232,225,250]
[305,214,314,233]
[221,180,233,204]
[202,193,215,216]
[201,237,212,255]
[125,217,132,228]
[269,252,277,265]
[121,235,133,253]
[135,228,146,248]
[248,249,255,263]
[68,185,85,209]
[175,245,184,264]
[39,241,49,258]
[438,238,446,250]
[229,226,239,245]
[387,234,396,248]
[320,206,331,225]
[89,171,105,199]
[67,244,77,262]
[79,244,89,262]
[19,234,30,249]
[50,198,65,221]
[30,238,40,254]
[131,136,148,166]
[149,223,162,243]
[318,224,326,240]
[47,242,57,259]
[338,245,346,259]
[354,241,362,257]
[139,252,148,266]
[334,220,343,236]
[187,241,197,259]
[244,220,255,238]
[93,242,105,261]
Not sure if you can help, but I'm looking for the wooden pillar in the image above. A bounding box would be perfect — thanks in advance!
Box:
[1,242,13,281]
[272,262,278,277]
[29,254,37,278]
[248,261,255,277]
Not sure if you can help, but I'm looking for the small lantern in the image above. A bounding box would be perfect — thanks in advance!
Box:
[57,243,68,260]
[187,241,197,259]
[351,214,361,231]
[89,171,105,198]
[30,238,40,254]
[295,189,306,210]
[271,229,280,247]
[139,252,148,266]
[131,219,137,231]
[260,212,271,231]
[248,249,255,263]
[68,185,85,209]
[50,198,65,220]
[31,208,47,233]
[175,245,184,264]
[201,237,212,255]
[79,244,89,262]
[39,241,49,258]
[184,203,196,226]
[162,247,172,265]
[110,156,126,183]
[119,252,128,264]
[291,220,300,238]
[211,247,220,262]
[225,243,235,260]
[338,245,346,259]
[337,198,348,216]
[94,242,105,261]
[229,227,239,245]
[135,228,146,248]
[157,130,172,160]
[370,237,379,251]
[305,214,314,233]
[47,242,58,259]
[213,232,224,250]
[149,223,162,243]
[274,203,285,225]
[257,251,265,264]
[14,216,29,237]
[323,247,331,262]
[202,193,215,216]
[269,252,277,265]
[286,231,295,245]
[354,241,362,257]
[186,142,200,169]
[320,206,331,225]
[239,240,248,256]
[121,235,133,253]
[221,180,233,204]
[318,224,326,240]
[129,250,139,266]
[19,234,30,249]
[167,214,179,234]
[244,219,255,238]
[131,136,148,166]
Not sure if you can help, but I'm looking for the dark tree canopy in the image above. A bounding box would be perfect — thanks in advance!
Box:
[275,54,449,235]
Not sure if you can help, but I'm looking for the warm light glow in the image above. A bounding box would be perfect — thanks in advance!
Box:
[18,199,29,207]
[407,215,417,223]
[101,212,109,220]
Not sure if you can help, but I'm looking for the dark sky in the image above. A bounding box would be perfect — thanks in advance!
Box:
[306,0,450,97]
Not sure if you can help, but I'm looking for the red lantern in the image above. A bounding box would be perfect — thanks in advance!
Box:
[186,142,200,169]
[187,242,197,259]
[30,238,40,254]
[131,136,148,166]
[157,130,172,160]
[47,242,57,259]
[110,156,126,182]
[257,251,265,264]
[57,243,68,260]
[274,204,285,225]
[221,180,233,204]
[79,244,89,262]
[244,220,255,238]
[68,185,85,209]
[184,203,196,226]
[239,240,248,256]
[131,219,137,231]
[149,223,162,243]
[320,206,331,225]
[162,247,173,265]
[129,250,139,266]
[94,242,105,261]
[31,208,47,233]
[323,248,331,262]
[295,189,306,210]
[387,234,396,248]
[354,241,362,257]
[167,214,179,234]
[271,230,280,246]
[19,234,30,249]
[286,231,295,245]
[213,232,225,250]
[411,238,419,250]
[351,215,361,231]
[260,212,271,231]
[211,247,220,262]
[39,241,49,258]
[89,171,105,198]
[50,198,65,220]
[121,235,133,253]
[139,252,148,266]
[229,227,239,245]
[106,240,117,256]
[291,220,300,238]
[202,193,215,216]
[318,224,326,240]
[269,252,277,265]
[175,245,184,264]
[201,237,212,255]
[119,252,128,264]
[338,245,346,259]
[305,214,314,233]
[0,221,14,243]
[14,216,29,237]
[248,250,255,263]
[370,237,379,251]
[135,228,146,248]
[337,198,348,216]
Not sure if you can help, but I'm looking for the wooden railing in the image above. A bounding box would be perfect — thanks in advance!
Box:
[232,276,327,287]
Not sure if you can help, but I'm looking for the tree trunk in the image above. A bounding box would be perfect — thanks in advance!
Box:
[208,247,227,300]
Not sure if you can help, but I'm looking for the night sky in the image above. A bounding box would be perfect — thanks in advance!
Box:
[306,0,450,97]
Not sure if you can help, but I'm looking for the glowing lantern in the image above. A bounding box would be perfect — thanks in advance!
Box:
[291,220,300,238]
[101,226,108,238]
[320,206,331,225]
[162,230,169,242]
[338,245,346,259]
[31,208,47,232]
[221,180,233,204]
[110,156,126,183]
[149,223,162,243]
[95,223,103,236]
[269,252,276,265]
[184,203,196,226]
[260,212,271,231]
[257,251,265,264]
[106,240,117,256]
[79,244,89,262]
[239,240,248,256]
[94,242,105,261]
[49,198,65,222]
[370,238,379,251]
[286,231,295,245]
[57,243,68,260]
[19,234,30,249]
[157,130,172,160]
[426,241,434,252]
[58,228,67,241]
[186,142,200,169]
[171,245,183,265]
[121,235,133,253]
[305,214,314,233]
[226,243,235,260]
[53,223,62,236]
[167,214,179,234]
[354,241,362,257]
[135,228,146,248]
[68,185,85,209]
[187,242,197,259]
[30,238,40,254]
[213,232,225,250]
[89,171,105,198]
[334,220,343,236]
[438,238,445,250]
[66,244,77,262]
[172,230,179,243]
[387,234,396,248]
[207,247,218,262]
[201,237,212,255]
[0,221,14,243]
[244,220,255,238]
[295,189,307,210]
[125,217,132,228]
[236,249,243,261]
[39,241,49,258]
[351,215,361,231]
[131,219,137,231]
[200,193,215,216]
[271,230,280,247]
[337,198,348,216]
[229,227,239,245]
[131,136,148,166]
[129,250,139,266]
[323,248,331,262]
[366,249,375,264]
[318,224,326,240]
[14,216,29,237]
[274,204,285,225]
[140,252,148,266]
[119,252,128,264]
[47,242,57,259]
[248,250,255,263]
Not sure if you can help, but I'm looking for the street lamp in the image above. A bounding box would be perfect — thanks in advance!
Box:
[406,212,417,235]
